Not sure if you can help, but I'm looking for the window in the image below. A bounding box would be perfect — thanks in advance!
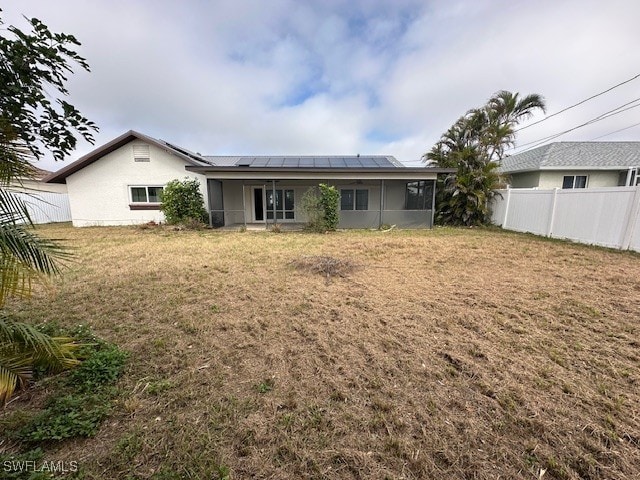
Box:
[340,189,368,210]
[130,186,163,203]
[405,181,434,210]
[133,145,150,162]
[562,175,587,189]
[266,189,295,220]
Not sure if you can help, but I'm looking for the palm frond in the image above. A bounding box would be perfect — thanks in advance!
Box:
[0,314,81,404]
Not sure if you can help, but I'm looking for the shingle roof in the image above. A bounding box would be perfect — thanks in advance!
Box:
[499,142,640,173]
[203,155,404,168]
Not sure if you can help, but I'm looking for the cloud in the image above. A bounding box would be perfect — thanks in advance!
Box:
[3,0,640,171]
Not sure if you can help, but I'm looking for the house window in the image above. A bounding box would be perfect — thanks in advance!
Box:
[131,186,163,203]
[340,189,368,210]
[133,145,150,162]
[562,175,587,189]
[405,181,434,209]
[266,189,295,220]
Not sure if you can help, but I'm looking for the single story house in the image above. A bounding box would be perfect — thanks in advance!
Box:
[499,142,640,189]
[45,130,453,228]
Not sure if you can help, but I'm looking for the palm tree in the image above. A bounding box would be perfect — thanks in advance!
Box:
[425,90,545,226]
[0,149,79,405]
[485,91,546,160]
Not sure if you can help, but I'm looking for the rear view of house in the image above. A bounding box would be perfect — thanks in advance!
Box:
[46,130,452,228]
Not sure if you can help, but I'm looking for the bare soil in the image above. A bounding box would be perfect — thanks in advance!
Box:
[3,224,639,479]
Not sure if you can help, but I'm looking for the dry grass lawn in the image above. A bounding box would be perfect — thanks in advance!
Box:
[2,224,640,479]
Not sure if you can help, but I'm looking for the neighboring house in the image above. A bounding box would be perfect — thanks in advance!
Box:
[45,130,453,228]
[499,142,640,189]
[10,167,68,194]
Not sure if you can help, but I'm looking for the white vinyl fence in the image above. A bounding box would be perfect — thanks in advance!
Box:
[10,191,72,224]
[491,186,640,252]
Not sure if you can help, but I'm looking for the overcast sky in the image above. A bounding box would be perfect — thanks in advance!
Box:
[4,0,640,171]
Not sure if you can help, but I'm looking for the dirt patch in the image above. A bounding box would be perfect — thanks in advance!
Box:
[290,255,357,283]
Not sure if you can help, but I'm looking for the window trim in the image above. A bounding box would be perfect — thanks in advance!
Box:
[562,175,588,189]
[129,185,164,210]
[340,187,369,211]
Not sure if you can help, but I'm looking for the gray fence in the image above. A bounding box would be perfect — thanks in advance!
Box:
[491,187,640,252]
[10,191,72,224]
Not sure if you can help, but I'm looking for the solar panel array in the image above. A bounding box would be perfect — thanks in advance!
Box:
[233,156,399,168]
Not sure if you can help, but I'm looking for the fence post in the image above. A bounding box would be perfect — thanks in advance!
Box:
[502,188,511,228]
[547,188,559,237]
[621,186,640,250]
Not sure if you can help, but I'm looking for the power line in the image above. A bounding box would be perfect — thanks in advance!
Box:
[510,97,640,154]
[590,121,640,140]
[515,72,640,133]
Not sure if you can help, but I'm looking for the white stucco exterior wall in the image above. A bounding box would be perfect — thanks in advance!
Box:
[65,141,207,226]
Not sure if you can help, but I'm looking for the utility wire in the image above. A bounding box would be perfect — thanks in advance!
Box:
[510,97,640,154]
[590,121,640,140]
[515,73,640,133]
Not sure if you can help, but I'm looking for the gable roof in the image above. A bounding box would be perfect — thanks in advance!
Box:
[44,130,213,183]
[499,142,640,173]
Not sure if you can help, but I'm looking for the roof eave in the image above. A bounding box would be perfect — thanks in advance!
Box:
[44,130,207,183]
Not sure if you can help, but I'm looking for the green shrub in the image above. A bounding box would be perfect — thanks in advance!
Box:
[319,184,339,231]
[160,178,208,225]
[301,184,340,231]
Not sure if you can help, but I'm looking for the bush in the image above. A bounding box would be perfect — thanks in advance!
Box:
[319,184,339,231]
[160,178,208,225]
[301,184,339,232]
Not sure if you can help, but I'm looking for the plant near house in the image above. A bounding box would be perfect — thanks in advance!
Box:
[425,90,545,226]
[300,187,324,232]
[301,184,340,231]
[0,10,97,404]
[319,183,339,231]
[160,178,208,226]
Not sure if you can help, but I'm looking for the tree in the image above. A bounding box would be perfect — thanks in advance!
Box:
[425,90,545,225]
[0,10,97,403]
[160,178,208,225]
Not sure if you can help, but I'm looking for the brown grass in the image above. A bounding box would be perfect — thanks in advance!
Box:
[2,224,640,479]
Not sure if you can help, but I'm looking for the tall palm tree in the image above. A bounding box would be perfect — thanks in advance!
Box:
[485,91,546,160]
[425,90,545,226]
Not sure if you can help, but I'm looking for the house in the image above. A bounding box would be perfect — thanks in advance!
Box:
[499,142,640,189]
[10,167,68,194]
[45,130,453,228]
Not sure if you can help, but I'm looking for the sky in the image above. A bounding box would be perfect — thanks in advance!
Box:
[3,0,640,171]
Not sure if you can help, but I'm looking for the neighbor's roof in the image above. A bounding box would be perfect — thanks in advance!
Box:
[203,155,404,168]
[45,130,213,183]
[499,142,640,173]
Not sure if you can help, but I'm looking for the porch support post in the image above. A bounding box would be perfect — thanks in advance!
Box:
[431,178,436,228]
[241,183,246,227]
[272,180,277,227]
[379,179,384,228]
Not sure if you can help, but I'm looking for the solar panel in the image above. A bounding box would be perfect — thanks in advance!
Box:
[232,155,400,168]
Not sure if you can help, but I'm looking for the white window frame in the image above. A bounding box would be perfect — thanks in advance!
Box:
[129,185,164,204]
[562,175,588,189]
[339,187,369,211]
